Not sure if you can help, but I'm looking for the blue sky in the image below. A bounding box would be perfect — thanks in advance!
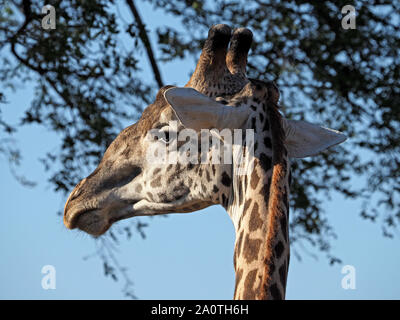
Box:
[0,1,399,300]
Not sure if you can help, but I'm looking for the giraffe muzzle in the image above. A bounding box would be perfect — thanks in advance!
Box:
[64,206,99,230]
[64,197,141,236]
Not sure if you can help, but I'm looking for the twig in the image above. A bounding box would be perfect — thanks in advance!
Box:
[125,0,164,88]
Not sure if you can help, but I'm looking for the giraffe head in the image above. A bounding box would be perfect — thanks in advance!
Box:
[63,24,346,243]
[63,84,240,236]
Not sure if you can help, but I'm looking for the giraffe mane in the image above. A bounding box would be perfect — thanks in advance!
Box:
[259,100,288,299]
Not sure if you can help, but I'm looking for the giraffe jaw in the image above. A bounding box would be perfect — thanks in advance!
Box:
[130,196,210,216]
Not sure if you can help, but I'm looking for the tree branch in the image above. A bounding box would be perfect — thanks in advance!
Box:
[125,0,164,88]
[8,0,80,111]
[9,1,40,71]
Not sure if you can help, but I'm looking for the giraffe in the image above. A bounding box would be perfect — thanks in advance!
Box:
[63,24,346,299]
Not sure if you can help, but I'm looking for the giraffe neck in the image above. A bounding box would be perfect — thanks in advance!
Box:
[227,101,290,300]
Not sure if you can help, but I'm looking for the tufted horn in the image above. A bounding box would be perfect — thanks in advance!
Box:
[226,27,253,76]
[185,24,231,92]
[186,25,252,97]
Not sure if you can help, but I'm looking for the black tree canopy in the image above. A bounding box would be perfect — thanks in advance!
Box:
[1,0,399,296]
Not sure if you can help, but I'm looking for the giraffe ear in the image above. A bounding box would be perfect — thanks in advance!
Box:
[164,87,250,131]
[282,119,347,158]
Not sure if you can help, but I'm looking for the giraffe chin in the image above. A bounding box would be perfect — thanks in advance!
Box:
[73,205,137,236]
[74,209,111,236]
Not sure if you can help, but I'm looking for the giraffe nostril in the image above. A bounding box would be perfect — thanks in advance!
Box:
[67,178,87,202]
[69,188,82,202]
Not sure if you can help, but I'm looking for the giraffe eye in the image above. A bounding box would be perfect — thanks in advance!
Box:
[159,126,173,144]
[161,131,170,142]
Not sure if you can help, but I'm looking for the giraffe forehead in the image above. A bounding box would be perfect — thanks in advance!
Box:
[108,79,277,160]
[101,108,165,161]
[219,80,278,107]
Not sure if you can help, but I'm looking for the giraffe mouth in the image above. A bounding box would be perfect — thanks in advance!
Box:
[65,199,140,235]
[74,209,108,236]
[65,207,99,230]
